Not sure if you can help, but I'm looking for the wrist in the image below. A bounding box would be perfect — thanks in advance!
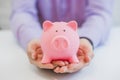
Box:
[80,37,94,50]
[79,38,94,59]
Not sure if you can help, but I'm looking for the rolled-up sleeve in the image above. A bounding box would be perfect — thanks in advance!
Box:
[78,0,113,48]
[10,0,42,49]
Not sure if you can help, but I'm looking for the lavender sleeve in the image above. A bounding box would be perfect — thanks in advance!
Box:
[10,0,42,49]
[78,0,113,48]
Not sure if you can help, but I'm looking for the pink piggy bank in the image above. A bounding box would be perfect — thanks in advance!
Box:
[40,20,80,63]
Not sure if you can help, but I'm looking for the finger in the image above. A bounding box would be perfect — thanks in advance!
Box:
[31,52,37,60]
[67,62,86,73]
[79,43,91,55]
[84,55,91,63]
[54,64,79,73]
[64,61,69,65]
[56,66,68,73]
[27,40,41,54]
[39,63,55,69]
[27,46,35,55]
[27,44,36,53]
[29,54,55,69]
[77,49,84,56]
[27,46,37,60]
[52,61,65,66]
[77,48,93,62]
[29,47,42,60]
[36,47,42,54]
[27,50,35,63]
[78,55,84,61]
[31,59,55,69]
[54,67,61,73]
[37,53,43,60]
[35,48,43,60]
[60,66,68,73]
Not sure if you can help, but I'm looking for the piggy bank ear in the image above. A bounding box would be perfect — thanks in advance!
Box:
[43,20,53,31]
[67,21,78,31]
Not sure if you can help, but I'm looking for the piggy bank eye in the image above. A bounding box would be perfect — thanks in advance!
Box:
[63,29,66,32]
[56,30,58,32]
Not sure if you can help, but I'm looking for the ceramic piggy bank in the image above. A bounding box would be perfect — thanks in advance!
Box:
[40,20,80,63]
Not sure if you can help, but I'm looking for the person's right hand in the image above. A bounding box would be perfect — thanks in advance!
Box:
[27,39,55,69]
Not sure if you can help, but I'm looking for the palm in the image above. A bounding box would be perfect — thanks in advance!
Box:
[53,39,94,73]
[27,39,54,69]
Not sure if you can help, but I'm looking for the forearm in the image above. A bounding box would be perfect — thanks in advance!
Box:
[10,0,42,49]
[78,0,113,48]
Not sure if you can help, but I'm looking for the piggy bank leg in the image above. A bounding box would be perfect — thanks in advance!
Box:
[69,56,79,63]
[41,55,51,63]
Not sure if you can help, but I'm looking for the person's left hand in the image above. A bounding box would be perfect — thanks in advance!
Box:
[53,38,94,73]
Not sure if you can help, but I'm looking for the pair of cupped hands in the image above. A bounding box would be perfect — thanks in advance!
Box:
[27,38,94,73]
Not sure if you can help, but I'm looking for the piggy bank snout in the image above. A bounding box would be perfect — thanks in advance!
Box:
[51,36,69,50]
